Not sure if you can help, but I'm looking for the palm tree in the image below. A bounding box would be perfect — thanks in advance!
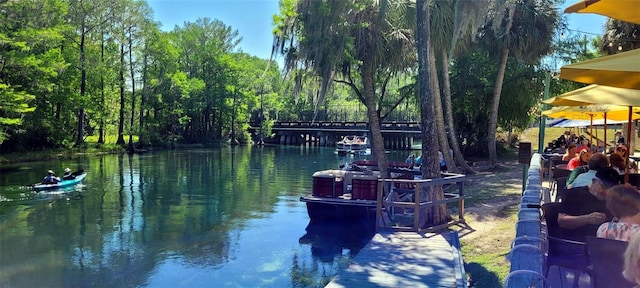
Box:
[273,0,416,178]
[416,0,452,225]
[430,0,490,174]
[484,0,559,166]
[600,19,640,54]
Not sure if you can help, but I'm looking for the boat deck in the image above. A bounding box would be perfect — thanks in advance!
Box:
[326,230,466,288]
[300,194,377,207]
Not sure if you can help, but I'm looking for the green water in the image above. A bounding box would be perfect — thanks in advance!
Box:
[0,146,411,287]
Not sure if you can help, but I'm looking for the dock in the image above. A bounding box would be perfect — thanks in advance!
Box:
[326,231,466,288]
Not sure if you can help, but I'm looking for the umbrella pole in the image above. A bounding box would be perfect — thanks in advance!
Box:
[626,106,632,184]
[604,115,608,153]
[589,114,593,145]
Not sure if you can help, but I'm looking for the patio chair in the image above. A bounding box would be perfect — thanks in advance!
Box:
[586,236,635,288]
[627,173,640,188]
[541,202,592,288]
[550,166,571,197]
[555,177,568,202]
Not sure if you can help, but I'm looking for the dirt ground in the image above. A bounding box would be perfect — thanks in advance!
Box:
[458,160,523,239]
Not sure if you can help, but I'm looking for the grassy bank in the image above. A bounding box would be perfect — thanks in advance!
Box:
[519,126,638,152]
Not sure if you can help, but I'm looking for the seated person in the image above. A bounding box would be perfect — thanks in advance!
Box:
[42,170,60,184]
[562,144,577,162]
[568,153,609,188]
[415,154,423,166]
[610,153,629,175]
[558,167,620,242]
[565,165,589,188]
[597,185,640,242]
[552,142,566,154]
[567,146,591,170]
[71,168,84,177]
[439,151,447,171]
[62,168,75,180]
[404,154,417,169]
[616,130,626,145]
[624,232,640,286]
[595,140,605,153]
[614,144,639,173]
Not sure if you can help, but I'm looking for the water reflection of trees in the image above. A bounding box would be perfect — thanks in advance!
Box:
[1,147,364,287]
[292,221,375,287]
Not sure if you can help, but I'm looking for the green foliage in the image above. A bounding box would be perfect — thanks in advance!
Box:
[0,0,285,152]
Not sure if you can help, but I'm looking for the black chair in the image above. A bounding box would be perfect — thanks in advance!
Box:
[555,177,569,202]
[551,166,571,196]
[627,173,640,188]
[541,202,591,288]
[586,236,635,288]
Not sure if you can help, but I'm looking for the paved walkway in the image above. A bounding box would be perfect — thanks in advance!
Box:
[326,231,465,288]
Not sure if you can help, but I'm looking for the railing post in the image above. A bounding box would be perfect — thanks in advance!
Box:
[414,183,421,232]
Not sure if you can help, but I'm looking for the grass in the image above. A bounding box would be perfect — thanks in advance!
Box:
[461,205,519,287]
[519,125,637,152]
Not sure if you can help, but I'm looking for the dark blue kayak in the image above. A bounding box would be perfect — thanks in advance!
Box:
[33,173,87,191]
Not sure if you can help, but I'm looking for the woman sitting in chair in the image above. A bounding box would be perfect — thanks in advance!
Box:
[567,146,591,171]
[597,185,640,242]
[624,232,640,286]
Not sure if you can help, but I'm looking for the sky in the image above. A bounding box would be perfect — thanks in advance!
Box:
[148,0,279,60]
[147,0,607,62]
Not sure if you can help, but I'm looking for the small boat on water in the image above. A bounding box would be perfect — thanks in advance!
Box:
[32,173,87,191]
[300,160,414,224]
[336,135,369,155]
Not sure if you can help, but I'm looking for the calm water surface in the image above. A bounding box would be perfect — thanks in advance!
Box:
[0,146,409,287]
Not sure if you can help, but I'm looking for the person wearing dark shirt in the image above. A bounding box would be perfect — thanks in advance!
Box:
[616,130,626,145]
[62,168,76,180]
[558,167,621,242]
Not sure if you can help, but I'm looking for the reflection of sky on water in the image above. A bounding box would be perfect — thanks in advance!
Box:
[0,147,400,287]
[144,195,310,287]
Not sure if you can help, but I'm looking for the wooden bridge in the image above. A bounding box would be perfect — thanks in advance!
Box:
[251,121,421,150]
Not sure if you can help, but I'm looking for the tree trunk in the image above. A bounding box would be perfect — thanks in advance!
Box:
[361,58,388,178]
[488,47,510,167]
[139,53,148,148]
[440,49,475,174]
[127,30,135,153]
[230,91,239,145]
[116,43,125,146]
[98,31,105,145]
[417,0,450,226]
[428,47,456,173]
[76,31,86,146]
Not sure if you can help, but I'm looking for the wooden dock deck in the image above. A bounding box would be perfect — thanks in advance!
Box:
[326,231,466,288]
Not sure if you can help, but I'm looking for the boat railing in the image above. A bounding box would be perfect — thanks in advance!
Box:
[375,172,467,232]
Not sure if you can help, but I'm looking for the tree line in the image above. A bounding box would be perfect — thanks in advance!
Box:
[0,0,288,153]
[2,0,635,168]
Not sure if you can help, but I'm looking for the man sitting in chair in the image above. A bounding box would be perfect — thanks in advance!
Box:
[558,167,620,242]
[568,153,609,188]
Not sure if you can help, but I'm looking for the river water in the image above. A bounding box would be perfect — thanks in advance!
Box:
[0,146,410,287]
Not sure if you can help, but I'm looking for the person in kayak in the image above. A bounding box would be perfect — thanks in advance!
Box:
[62,168,75,180]
[42,170,61,184]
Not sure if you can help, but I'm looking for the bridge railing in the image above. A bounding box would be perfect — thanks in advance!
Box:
[270,121,419,131]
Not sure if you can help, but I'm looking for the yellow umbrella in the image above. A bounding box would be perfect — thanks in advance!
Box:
[560,49,640,89]
[543,84,640,107]
[543,85,640,148]
[542,96,592,107]
[542,105,640,121]
[564,0,640,24]
[542,82,640,182]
